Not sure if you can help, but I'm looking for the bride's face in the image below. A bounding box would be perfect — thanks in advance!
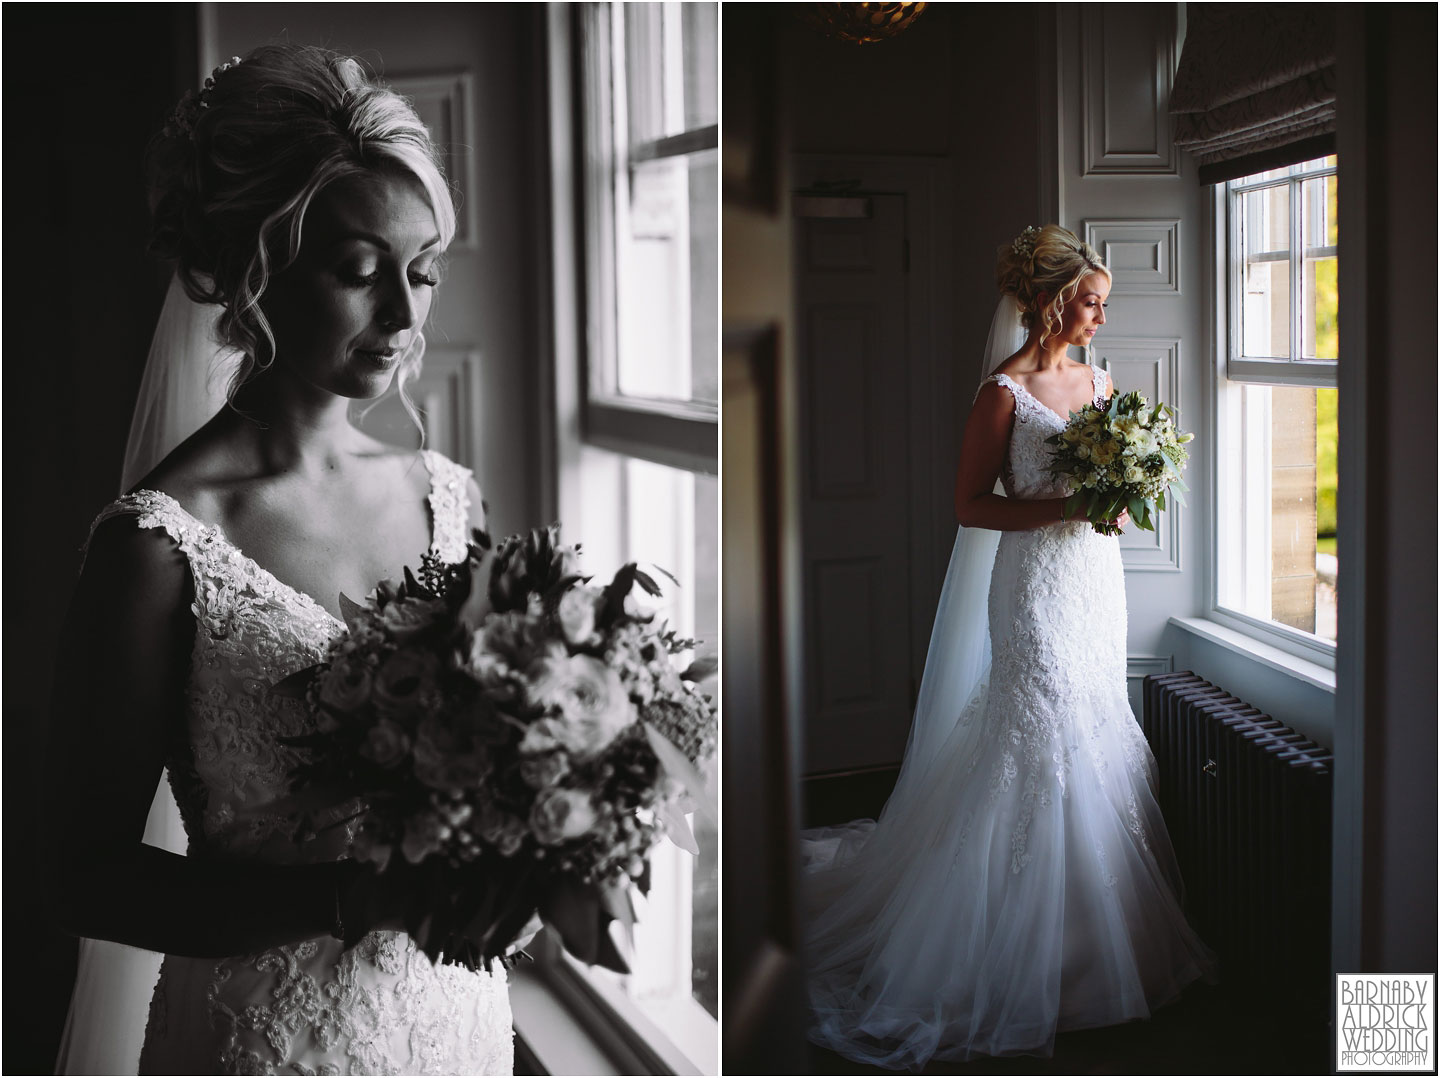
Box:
[1053,271,1111,348]
[260,171,442,399]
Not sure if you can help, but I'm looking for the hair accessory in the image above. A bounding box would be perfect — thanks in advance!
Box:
[1011,225,1041,260]
[163,56,243,141]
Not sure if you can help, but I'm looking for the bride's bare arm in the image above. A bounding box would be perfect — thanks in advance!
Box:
[953,381,1071,530]
[46,518,376,957]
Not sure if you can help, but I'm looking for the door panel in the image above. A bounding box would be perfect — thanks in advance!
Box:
[795,194,913,773]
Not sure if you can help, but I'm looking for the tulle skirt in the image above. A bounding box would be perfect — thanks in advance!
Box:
[801,524,1215,1070]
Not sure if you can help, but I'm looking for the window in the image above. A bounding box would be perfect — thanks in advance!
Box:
[539,4,717,1073]
[581,0,718,470]
[1214,156,1338,654]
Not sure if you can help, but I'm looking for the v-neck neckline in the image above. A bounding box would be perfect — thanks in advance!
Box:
[996,368,1104,424]
[131,454,440,628]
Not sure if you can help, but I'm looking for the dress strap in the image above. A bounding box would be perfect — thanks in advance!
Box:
[86,491,215,567]
[420,450,476,563]
[84,490,230,627]
[1091,363,1108,402]
[973,371,1010,405]
[976,372,1048,425]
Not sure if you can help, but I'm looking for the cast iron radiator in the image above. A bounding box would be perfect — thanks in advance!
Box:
[1141,671,1332,1016]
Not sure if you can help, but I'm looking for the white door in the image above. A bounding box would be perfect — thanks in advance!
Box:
[794,193,916,774]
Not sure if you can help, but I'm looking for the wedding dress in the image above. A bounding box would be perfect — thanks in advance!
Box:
[802,361,1215,1071]
[88,449,514,1076]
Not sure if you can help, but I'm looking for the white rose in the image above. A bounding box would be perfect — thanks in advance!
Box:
[529,788,599,846]
[412,717,490,791]
[360,719,410,768]
[524,655,635,759]
[1124,464,1144,484]
[319,660,372,714]
[381,598,445,641]
[556,587,601,646]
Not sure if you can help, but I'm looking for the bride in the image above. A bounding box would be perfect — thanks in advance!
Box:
[802,225,1215,1070]
[48,45,514,1075]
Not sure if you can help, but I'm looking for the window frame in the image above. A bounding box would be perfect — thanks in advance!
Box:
[535,6,719,1074]
[1208,173,1338,669]
[1224,158,1339,386]
[579,0,719,477]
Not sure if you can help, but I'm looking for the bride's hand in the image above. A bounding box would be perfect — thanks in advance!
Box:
[337,862,411,944]
[1110,508,1131,530]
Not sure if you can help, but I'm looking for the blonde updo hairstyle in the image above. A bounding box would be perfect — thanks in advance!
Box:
[146,44,456,422]
[995,225,1110,348]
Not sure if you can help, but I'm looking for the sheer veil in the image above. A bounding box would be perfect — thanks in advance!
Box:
[55,274,238,1075]
[800,292,1025,863]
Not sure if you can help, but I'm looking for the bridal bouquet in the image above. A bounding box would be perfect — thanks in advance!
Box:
[1046,389,1193,536]
[276,525,716,972]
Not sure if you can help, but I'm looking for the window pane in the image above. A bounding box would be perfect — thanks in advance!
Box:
[1302,174,1339,360]
[682,1,718,131]
[1242,184,1291,358]
[615,150,719,406]
[1218,384,1336,643]
[570,451,718,1061]
[1315,388,1337,642]
[624,2,716,145]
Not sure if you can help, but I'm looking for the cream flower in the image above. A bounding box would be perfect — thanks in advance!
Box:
[360,719,411,768]
[524,654,636,759]
[373,648,439,717]
[319,660,372,714]
[380,598,445,641]
[530,788,599,846]
[556,586,602,647]
[412,716,489,790]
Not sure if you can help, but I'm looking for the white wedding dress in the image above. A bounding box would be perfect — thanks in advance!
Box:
[89,449,513,1076]
[802,365,1214,1071]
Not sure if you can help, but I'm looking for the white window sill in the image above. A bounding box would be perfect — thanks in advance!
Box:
[511,963,623,1076]
[1169,616,1337,694]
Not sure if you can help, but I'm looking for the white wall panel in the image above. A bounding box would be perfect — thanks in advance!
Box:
[1080,4,1179,175]
[1085,218,1181,295]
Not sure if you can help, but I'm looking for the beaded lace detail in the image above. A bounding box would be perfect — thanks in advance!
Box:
[801,361,1212,1069]
[976,364,1107,500]
[89,451,511,1076]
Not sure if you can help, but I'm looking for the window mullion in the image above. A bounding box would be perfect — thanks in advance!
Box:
[1290,175,1302,366]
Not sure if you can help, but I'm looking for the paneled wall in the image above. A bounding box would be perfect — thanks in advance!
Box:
[209,4,546,535]
[1052,3,1210,720]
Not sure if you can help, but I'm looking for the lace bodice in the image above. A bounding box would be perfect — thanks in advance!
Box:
[978,364,1107,500]
[89,449,512,1077]
[89,449,474,864]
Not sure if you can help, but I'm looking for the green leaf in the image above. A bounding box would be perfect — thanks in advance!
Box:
[1171,484,1188,508]
[270,663,321,700]
[338,593,368,633]
[643,723,716,827]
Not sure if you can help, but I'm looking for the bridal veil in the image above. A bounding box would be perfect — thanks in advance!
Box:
[55,275,237,1075]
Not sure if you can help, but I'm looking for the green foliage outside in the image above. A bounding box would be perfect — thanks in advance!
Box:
[1314,258,1338,359]
[1314,173,1339,539]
